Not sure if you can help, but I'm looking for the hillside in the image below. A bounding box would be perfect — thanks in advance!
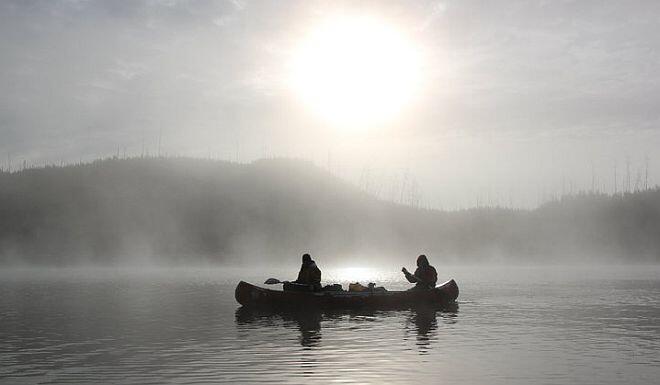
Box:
[0,157,659,265]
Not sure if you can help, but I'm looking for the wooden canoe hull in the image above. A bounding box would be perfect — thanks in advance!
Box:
[235,279,459,310]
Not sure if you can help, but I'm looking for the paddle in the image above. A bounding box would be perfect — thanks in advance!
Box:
[264,278,288,285]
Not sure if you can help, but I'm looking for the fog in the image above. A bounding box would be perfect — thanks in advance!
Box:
[0,157,658,267]
[1,1,660,266]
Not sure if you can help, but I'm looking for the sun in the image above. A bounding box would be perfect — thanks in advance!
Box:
[290,15,421,132]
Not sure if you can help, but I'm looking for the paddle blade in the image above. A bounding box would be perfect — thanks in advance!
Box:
[264,278,281,285]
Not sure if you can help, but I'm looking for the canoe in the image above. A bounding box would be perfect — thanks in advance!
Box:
[235,279,459,309]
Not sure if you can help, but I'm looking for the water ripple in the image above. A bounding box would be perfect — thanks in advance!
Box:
[1,266,659,384]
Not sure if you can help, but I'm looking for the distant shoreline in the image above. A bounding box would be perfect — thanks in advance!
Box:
[1,157,659,264]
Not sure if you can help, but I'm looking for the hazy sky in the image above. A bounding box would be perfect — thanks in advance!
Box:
[1,0,659,208]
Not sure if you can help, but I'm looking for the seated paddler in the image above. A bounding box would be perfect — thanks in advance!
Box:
[402,254,437,290]
[286,253,322,292]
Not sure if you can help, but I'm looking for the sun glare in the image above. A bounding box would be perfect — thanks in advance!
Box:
[327,267,381,283]
[290,16,421,132]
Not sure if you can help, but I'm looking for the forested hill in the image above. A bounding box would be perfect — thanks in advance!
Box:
[0,157,659,265]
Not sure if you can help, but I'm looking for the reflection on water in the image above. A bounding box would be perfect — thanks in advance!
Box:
[236,307,324,348]
[407,309,437,353]
[405,305,458,353]
[235,305,459,351]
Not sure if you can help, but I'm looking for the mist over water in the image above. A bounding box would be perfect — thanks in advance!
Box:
[3,1,660,384]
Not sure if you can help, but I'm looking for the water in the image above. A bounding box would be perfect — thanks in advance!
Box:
[1,266,659,384]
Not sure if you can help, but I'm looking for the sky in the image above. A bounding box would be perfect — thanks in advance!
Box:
[1,0,659,208]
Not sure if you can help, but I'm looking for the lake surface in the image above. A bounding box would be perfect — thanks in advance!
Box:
[1,265,659,384]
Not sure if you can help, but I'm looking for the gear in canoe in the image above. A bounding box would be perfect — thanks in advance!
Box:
[235,279,458,309]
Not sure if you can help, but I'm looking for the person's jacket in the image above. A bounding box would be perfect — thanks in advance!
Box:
[295,261,322,289]
[406,265,437,289]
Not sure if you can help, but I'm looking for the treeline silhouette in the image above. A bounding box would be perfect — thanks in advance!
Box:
[0,157,658,265]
